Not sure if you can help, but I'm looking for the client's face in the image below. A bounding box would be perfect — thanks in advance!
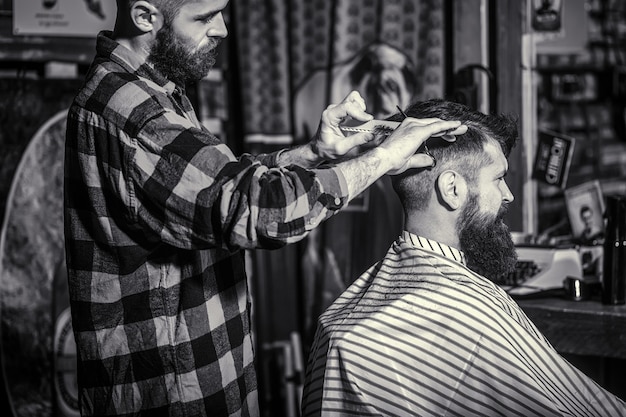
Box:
[457,143,517,281]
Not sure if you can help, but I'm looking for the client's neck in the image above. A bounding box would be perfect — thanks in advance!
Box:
[404,211,461,250]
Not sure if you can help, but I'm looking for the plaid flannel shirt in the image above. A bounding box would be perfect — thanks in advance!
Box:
[64,31,348,417]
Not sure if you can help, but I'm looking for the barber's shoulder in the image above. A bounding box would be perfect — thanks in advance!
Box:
[78,65,167,132]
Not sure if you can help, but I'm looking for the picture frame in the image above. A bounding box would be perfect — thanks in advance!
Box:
[550,72,600,103]
[13,0,116,37]
[531,129,576,189]
[532,0,563,32]
[564,180,605,243]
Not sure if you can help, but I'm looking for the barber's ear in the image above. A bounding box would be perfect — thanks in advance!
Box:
[436,170,467,211]
[130,1,161,32]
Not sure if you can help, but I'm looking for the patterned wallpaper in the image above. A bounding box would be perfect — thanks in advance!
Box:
[290,0,333,88]
[234,0,446,143]
[233,0,293,138]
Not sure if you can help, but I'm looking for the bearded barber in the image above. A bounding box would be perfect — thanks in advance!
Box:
[63,1,466,416]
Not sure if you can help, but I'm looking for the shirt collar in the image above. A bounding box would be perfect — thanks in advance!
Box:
[399,230,467,266]
[95,30,178,95]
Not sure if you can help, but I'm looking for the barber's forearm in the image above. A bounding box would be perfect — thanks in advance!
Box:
[275,143,322,168]
[336,148,391,201]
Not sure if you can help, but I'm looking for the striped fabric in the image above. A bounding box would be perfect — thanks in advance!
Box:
[302,231,626,416]
[64,31,348,417]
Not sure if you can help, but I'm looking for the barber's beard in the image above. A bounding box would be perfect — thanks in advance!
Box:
[457,194,518,282]
[149,25,220,85]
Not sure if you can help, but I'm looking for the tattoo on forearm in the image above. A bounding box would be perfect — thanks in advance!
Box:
[342,152,382,200]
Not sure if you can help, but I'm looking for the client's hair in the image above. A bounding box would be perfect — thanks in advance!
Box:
[390,99,518,211]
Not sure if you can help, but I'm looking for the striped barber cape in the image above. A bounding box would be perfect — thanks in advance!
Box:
[301,231,626,416]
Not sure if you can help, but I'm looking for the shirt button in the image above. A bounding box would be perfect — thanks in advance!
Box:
[334,197,342,206]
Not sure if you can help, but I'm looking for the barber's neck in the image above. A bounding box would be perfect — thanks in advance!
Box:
[113,32,153,61]
[112,12,160,61]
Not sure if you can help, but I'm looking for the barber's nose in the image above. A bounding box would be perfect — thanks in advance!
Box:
[208,13,228,38]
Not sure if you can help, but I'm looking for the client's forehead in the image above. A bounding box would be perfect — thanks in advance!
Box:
[480,141,508,175]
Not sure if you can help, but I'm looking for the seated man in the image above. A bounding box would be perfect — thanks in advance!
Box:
[301,99,626,417]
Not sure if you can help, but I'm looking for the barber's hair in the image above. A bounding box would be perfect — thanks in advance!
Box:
[116,0,187,24]
[390,99,518,211]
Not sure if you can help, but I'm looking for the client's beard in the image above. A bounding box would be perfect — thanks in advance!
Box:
[149,24,220,85]
[458,194,517,282]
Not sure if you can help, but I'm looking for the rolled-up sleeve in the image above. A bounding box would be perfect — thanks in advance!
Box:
[128,108,348,251]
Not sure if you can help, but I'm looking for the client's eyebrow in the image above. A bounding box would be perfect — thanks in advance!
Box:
[195,11,219,22]
[496,168,508,178]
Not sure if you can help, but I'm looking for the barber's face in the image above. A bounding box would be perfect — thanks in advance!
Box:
[457,143,517,281]
[149,0,228,84]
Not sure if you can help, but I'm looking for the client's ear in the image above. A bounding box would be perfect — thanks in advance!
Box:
[436,170,467,211]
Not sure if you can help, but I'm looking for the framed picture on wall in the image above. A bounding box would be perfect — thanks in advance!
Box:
[564,180,605,244]
[531,129,576,189]
[532,0,563,32]
[13,0,115,36]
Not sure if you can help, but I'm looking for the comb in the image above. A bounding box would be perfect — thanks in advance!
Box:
[339,119,458,142]
[339,119,400,133]
[339,119,400,134]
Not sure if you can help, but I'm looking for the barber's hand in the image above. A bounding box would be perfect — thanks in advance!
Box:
[311,91,375,160]
[380,117,467,175]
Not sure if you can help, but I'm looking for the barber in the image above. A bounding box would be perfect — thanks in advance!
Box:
[64,1,467,416]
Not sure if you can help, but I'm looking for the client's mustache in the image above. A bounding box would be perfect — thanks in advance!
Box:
[206,37,222,51]
[497,203,510,220]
